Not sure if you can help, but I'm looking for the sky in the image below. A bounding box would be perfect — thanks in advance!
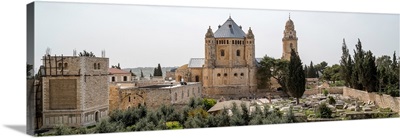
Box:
[34,1,399,70]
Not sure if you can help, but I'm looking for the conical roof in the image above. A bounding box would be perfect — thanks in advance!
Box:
[214,16,246,38]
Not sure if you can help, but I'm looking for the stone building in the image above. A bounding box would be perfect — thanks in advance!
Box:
[36,54,109,129]
[109,82,202,111]
[108,68,133,83]
[175,16,299,99]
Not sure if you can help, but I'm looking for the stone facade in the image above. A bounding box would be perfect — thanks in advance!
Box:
[108,68,133,83]
[343,87,400,113]
[201,17,258,99]
[180,16,299,99]
[109,82,202,111]
[281,16,298,60]
[39,55,109,128]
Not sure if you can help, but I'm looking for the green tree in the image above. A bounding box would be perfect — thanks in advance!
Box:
[322,64,341,83]
[376,55,391,92]
[352,39,365,90]
[257,55,273,89]
[257,55,289,92]
[153,63,163,76]
[340,39,352,87]
[307,61,317,78]
[362,50,378,92]
[79,50,95,57]
[286,48,306,104]
[304,65,308,78]
[315,61,328,76]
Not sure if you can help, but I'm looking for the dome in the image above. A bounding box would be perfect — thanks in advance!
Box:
[285,19,294,27]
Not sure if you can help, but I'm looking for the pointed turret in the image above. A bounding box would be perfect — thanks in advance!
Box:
[246,27,254,39]
[205,26,214,38]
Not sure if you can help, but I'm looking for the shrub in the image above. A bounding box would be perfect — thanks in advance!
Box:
[94,119,120,133]
[166,121,183,129]
[328,96,336,105]
[54,125,72,135]
[202,98,217,110]
[316,103,332,118]
[323,89,329,96]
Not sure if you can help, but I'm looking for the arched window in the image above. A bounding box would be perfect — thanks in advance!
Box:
[123,76,128,81]
[128,96,131,102]
[240,73,244,76]
[195,75,200,82]
[234,73,238,76]
[58,63,62,70]
[111,76,115,82]
[97,63,100,69]
[224,73,227,77]
[94,63,97,70]
[217,73,221,77]
[220,50,225,56]
[64,63,68,69]
[236,50,240,56]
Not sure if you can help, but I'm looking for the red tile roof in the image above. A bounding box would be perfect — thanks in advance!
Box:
[108,68,130,74]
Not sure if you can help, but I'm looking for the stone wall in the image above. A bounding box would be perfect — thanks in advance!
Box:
[40,56,109,129]
[303,87,344,95]
[109,82,202,111]
[203,86,257,99]
[343,87,400,113]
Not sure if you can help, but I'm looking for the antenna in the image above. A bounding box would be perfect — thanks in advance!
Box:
[101,49,106,57]
[46,47,51,56]
[73,49,77,56]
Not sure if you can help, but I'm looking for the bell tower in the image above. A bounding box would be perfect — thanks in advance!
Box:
[282,14,298,60]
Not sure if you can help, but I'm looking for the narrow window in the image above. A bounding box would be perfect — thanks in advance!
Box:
[111,76,115,82]
[94,63,97,70]
[221,50,225,56]
[234,73,238,76]
[195,75,200,82]
[128,96,131,102]
[236,50,240,56]
[224,73,227,77]
[123,76,128,81]
[175,93,177,102]
[64,63,68,69]
[97,63,100,69]
[240,73,244,76]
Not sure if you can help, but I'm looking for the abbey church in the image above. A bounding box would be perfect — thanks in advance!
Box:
[175,16,298,99]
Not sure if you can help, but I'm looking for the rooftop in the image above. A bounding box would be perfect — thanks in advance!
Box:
[214,16,246,38]
[108,68,131,74]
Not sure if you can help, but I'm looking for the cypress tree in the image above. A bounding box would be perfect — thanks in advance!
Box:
[286,48,306,104]
[363,51,378,92]
[308,61,316,78]
[158,63,163,76]
[340,38,352,87]
[140,69,144,78]
[353,39,365,90]
[304,65,308,78]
